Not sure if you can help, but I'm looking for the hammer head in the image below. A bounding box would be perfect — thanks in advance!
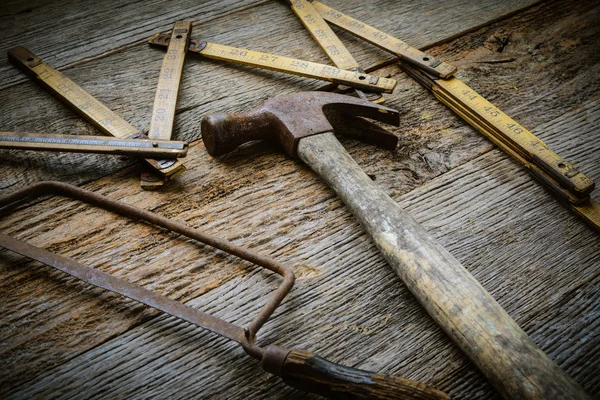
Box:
[201,91,400,157]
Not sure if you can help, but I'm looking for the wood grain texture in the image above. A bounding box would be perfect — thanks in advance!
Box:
[281,348,450,400]
[298,132,589,399]
[0,0,598,398]
[4,97,598,400]
[0,0,269,88]
[0,0,540,89]
[0,0,594,193]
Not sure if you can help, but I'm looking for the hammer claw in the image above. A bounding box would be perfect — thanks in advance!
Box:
[326,113,399,151]
[322,98,400,127]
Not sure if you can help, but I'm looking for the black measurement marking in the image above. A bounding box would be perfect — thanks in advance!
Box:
[291,60,309,69]
[327,9,342,19]
[232,49,247,57]
[167,50,178,61]
[314,29,327,39]
[349,19,364,29]
[154,108,166,122]
[162,68,174,79]
[304,14,315,24]
[326,45,339,56]
[158,89,170,100]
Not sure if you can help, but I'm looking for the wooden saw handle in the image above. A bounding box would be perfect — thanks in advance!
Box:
[280,349,449,400]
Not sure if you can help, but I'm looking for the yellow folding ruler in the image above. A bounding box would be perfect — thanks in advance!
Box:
[7,22,193,190]
[284,0,384,102]
[148,34,397,94]
[310,1,599,232]
[141,21,191,189]
[0,132,187,159]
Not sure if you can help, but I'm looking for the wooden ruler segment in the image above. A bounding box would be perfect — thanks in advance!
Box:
[0,132,188,158]
[287,0,382,103]
[148,34,397,93]
[403,65,600,231]
[403,66,589,200]
[8,46,185,181]
[312,4,599,231]
[148,21,191,141]
[434,77,594,196]
[403,65,594,199]
[572,199,600,233]
[142,21,191,190]
[426,85,585,205]
[313,1,456,79]
[8,47,138,139]
[288,0,359,71]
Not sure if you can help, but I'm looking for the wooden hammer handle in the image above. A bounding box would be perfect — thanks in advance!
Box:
[281,349,449,400]
[297,132,590,400]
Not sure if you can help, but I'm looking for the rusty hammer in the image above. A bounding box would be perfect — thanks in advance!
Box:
[201,91,590,400]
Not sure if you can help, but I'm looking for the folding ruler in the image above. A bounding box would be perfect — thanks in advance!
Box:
[306,1,599,232]
[6,22,193,190]
[140,21,191,189]
[0,132,187,159]
[148,32,397,94]
[283,0,452,103]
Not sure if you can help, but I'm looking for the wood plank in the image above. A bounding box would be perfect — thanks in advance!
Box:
[0,0,539,89]
[0,0,268,89]
[0,0,592,193]
[0,0,598,396]
[6,97,599,400]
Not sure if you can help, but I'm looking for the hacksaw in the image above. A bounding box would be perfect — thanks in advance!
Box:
[311,1,600,232]
[148,33,397,93]
[0,181,449,400]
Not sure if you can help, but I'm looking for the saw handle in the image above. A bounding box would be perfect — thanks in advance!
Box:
[279,349,449,400]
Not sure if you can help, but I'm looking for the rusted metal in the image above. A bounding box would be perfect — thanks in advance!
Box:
[260,344,292,376]
[200,91,400,158]
[0,181,294,359]
[0,181,451,399]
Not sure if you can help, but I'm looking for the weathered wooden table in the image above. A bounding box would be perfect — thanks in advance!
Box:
[0,0,598,398]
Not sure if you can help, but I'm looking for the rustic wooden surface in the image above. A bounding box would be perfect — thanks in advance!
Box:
[0,0,598,399]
